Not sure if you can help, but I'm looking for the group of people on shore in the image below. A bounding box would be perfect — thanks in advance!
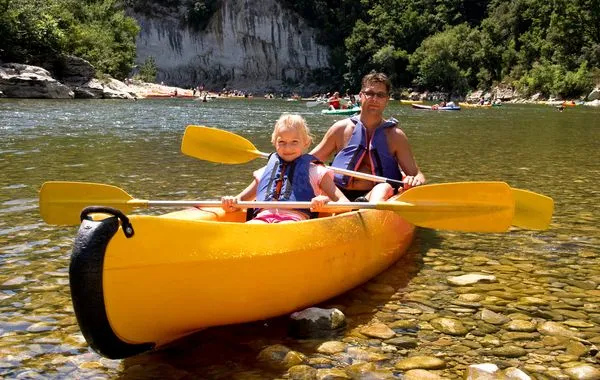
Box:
[220,72,426,223]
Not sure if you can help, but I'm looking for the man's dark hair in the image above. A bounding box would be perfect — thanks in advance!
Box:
[361,72,391,94]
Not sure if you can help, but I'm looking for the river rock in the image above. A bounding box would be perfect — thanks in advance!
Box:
[72,79,104,99]
[389,319,419,330]
[588,87,600,101]
[459,293,486,302]
[395,355,445,370]
[563,320,595,328]
[503,367,532,379]
[102,77,136,99]
[430,317,469,336]
[537,321,586,339]
[403,369,445,379]
[505,320,537,332]
[566,341,588,357]
[481,309,510,325]
[49,55,96,86]
[26,322,54,333]
[384,337,418,348]
[315,368,350,379]
[464,363,500,378]
[359,323,396,339]
[345,362,394,379]
[494,86,515,101]
[317,341,346,354]
[257,344,306,369]
[288,364,317,380]
[501,332,538,341]
[447,273,497,286]
[345,362,373,377]
[488,346,527,358]
[563,364,600,380]
[466,90,485,102]
[518,296,549,306]
[0,63,73,98]
[289,307,346,338]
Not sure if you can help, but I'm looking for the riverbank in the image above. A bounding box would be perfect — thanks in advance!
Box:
[1,61,599,105]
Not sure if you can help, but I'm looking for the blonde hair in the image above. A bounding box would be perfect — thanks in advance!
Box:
[271,113,313,146]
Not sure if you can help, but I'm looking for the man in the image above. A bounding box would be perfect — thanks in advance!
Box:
[310,72,426,202]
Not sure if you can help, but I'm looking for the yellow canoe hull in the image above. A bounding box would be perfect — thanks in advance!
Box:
[69,205,415,358]
[458,102,492,108]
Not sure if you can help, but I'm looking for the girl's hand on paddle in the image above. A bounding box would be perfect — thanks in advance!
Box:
[221,196,240,212]
[310,195,331,212]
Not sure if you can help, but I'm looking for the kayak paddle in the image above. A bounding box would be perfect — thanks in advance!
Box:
[180,125,554,230]
[511,188,554,230]
[39,181,514,232]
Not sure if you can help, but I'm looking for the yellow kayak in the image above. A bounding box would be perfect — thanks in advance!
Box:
[70,203,415,359]
[458,102,492,108]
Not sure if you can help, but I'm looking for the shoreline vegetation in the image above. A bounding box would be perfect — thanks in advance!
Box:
[1,62,599,106]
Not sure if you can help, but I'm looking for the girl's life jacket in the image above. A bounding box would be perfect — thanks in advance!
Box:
[255,153,321,218]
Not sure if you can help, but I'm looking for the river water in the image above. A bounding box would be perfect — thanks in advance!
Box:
[0,98,599,379]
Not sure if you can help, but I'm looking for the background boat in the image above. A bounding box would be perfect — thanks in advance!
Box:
[412,103,461,111]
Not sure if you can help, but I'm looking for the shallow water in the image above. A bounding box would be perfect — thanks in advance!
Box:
[0,98,599,378]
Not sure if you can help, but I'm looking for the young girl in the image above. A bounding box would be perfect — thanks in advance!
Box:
[221,114,350,223]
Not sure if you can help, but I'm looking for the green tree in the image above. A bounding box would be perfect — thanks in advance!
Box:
[0,0,139,79]
[479,0,599,92]
[409,24,481,96]
[518,60,593,98]
[0,0,67,64]
[136,56,157,83]
[344,0,494,90]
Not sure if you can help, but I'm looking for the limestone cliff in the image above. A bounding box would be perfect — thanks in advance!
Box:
[131,0,331,92]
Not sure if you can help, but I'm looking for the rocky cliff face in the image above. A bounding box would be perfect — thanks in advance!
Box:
[131,0,331,92]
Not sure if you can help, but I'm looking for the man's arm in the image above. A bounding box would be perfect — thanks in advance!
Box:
[390,128,426,186]
[309,121,347,162]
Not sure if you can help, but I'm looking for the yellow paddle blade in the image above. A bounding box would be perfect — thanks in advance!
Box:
[181,125,264,164]
[39,181,140,225]
[512,188,554,230]
[377,182,514,232]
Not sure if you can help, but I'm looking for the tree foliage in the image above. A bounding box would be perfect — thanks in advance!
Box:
[409,24,480,96]
[136,56,157,83]
[0,0,139,79]
[1,0,598,97]
[341,0,599,97]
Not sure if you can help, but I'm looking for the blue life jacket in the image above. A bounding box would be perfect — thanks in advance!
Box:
[255,153,320,218]
[331,116,402,188]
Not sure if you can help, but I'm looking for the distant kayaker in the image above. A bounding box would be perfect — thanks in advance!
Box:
[221,114,350,223]
[311,72,426,203]
[328,92,342,110]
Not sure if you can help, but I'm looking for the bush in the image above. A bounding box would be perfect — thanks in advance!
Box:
[518,61,593,98]
[136,56,157,83]
[554,62,594,98]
